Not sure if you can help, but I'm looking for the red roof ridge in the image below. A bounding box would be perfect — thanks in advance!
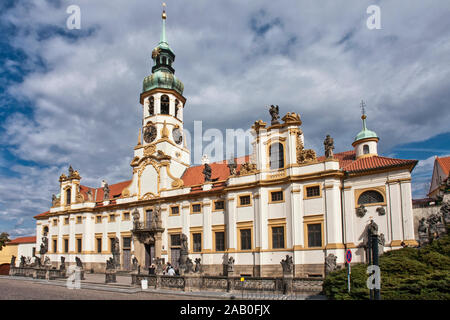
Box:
[9,236,36,244]
[436,156,450,176]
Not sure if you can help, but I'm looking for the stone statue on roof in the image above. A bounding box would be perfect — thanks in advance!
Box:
[203,163,212,182]
[324,135,334,159]
[102,181,110,200]
[269,105,280,125]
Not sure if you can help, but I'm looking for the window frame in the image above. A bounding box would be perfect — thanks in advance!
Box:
[268,142,285,170]
[170,205,180,216]
[96,236,102,253]
[212,200,225,212]
[237,194,252,207]
[63,237,69,253]
[269,189,284,204]
[303,184,322,200]
[268,218,287,250]
[237,221,253,252]
[354,187,387,208]
[160,94,170,115]
[190,230,203,253]
[76,235,82,253]
[122,212,130,221]
[190,203,202,214]
[303,214,324,249]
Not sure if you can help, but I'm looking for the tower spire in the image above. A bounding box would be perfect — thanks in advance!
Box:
[159,3,168,48]
[360,100,367,130]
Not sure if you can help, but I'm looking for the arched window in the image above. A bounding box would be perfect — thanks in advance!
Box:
[66,188,71,205]
[174,99,179,118]
[148,96,154,116]
[363,144,370,154]
[358,190,384,205]
[269,143,284,169]
[161,95,170,115]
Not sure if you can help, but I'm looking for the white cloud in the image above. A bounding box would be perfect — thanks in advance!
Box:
[1,0,450,232]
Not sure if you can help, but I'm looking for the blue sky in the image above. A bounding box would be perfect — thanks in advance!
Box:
[0,0,449,238]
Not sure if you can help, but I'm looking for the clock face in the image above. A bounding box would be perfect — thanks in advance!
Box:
[172,128,183,145]
[143,125,157,143]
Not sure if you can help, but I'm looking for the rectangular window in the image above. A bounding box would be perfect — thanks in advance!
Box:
[214,200,224,210]
[77,238,82,253]
[271,191,284,202]
[272,226,285,249]
[240,229,252,250]
[123,237,131,249]
[215,232,225,252]
[171,234,181,247]
[170,206,180,215]
[307,224,322,247]
[109,214,116,222]
[53,239,57,253]
[97,238,102,253]
[239,195,251,206]
[192,203,201,213]
[306,186,321,198]
[193,233,202,252]
[96,215,102,223]
[76,216,82,224]
[53,219,57,226]
[64,217,69,225]
[64,239,69,253]
[146,209,153,227]
[123,212,130,220]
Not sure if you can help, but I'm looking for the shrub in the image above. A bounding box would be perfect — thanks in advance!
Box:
[323,233,450,300]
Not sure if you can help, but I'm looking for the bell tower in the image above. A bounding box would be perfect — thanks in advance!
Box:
[126,4,189,200]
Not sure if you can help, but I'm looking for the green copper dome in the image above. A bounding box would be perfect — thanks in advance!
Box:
[142,6,184,96]
[142,70,184,95]
[354,115,378,142]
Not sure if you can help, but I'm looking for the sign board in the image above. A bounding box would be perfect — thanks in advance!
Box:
[345,249,352,264]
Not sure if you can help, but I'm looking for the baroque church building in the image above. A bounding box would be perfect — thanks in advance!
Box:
[34,9,418,277]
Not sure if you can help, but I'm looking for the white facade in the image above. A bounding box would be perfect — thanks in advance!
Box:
[34,14,419,277]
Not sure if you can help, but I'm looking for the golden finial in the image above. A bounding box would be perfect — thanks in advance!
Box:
[360,100,367,120]
[162,3,167,20]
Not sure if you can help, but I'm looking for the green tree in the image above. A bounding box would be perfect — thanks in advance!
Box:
[323,232,450,300]
[0,232,10,251]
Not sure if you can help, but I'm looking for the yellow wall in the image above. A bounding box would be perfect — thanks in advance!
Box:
[0,244,18,264]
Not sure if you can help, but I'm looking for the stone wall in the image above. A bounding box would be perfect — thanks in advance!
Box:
[131,274,323,294]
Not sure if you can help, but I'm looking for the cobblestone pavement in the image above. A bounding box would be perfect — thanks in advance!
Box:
[0,278,213,300]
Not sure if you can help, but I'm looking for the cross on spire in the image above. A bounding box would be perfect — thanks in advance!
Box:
[360,100,366,118]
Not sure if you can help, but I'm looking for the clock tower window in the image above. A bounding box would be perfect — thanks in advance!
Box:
[161,95,170,115]
[149,96,154,116]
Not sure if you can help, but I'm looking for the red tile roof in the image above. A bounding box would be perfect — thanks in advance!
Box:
[34,211,50,219]
[80,180,132,202]
[318,150,417,173]
[181,156,250,187]
[317,150,356,169]
[9,236,36,244]
[342,155,417,173]
[437,156,450,176]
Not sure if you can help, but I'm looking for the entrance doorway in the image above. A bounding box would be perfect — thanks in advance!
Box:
[144,243,155,269]
[122,237,132,270]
